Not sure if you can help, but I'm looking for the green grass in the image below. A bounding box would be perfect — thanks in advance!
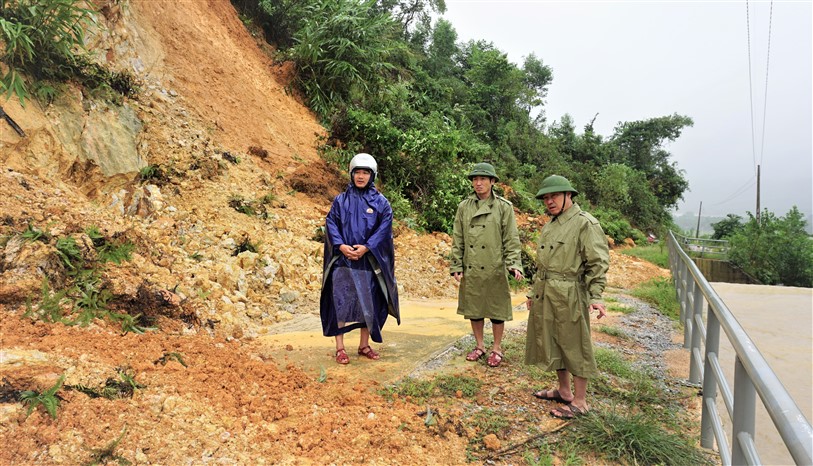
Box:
[595,325,629,340]
[381,374,481,402]
[434,374,482,397]
[568,408,711,465]
[606,302,634,314]
[631,276,680,320]
[619,244,669,268]
[380,377,435,402]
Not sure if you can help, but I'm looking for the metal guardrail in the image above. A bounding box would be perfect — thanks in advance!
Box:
[667,230,812,465]
[673,232,730,259]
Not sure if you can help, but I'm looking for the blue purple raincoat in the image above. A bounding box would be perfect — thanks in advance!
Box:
[320,182,400,342]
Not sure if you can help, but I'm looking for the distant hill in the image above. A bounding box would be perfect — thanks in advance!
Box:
[673,212,813,236]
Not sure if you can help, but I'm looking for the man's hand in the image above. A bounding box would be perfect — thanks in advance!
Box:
[453,272,462,282]
[510,268,523,281]
[526,298,532,310]
[589,302,606,320]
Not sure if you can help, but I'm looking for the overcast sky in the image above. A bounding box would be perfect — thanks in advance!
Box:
[441,0,812,218]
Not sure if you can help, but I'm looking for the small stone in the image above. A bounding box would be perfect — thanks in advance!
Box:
[483,433,501,450]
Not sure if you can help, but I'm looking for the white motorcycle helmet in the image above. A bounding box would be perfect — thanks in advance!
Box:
[349,153,378,182]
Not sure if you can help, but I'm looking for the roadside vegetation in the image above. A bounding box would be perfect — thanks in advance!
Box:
[711,207,813,287]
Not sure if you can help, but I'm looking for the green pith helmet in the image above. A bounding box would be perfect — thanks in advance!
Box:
[468,162,499,181]
[535,175,579,199]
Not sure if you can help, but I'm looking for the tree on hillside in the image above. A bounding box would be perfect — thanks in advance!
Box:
[728,207,813,287]
[377,0,446,33]
[711,214,743,239]
[610,114,693,210]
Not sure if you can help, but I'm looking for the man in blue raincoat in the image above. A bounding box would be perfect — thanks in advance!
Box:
[320,153,400,364]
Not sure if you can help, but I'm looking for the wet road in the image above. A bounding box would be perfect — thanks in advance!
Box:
[712,282,813,465]
[259,295,529,384]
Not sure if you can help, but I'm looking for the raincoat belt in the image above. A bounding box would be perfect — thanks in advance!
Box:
[537,270,580,282]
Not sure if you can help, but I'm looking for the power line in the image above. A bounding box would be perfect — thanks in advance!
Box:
[746,1,758,175]
[745,1,774,173]
[710,175,757,207]
[759,1,773,167]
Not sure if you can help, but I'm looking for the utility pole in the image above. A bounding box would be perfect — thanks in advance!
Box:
[756,164,761,224]
[695,201,702,238]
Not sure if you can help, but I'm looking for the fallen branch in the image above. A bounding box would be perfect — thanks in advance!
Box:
[480,421,573,461]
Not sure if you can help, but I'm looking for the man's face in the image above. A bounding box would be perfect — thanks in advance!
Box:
[471,176,495,199]
[353,168,372,188]
[541,192,568,216]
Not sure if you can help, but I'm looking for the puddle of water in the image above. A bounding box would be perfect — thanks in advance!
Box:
[260,295,529,384]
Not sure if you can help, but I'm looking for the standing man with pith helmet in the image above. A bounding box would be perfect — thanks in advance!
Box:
[525,174,609,419]
[450,162,523,368]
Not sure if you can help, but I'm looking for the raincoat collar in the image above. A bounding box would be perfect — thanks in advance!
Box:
[553,202,581,223]
[469,191,496,217]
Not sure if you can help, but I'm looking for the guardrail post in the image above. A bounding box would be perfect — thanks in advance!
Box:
[701,304,720,449]
[682,274,692,349]
[689,284,703,383]
[732,356,757,465]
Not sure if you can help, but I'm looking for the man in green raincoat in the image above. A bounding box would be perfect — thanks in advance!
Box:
[525,175,609,419]
[450,162,523,368]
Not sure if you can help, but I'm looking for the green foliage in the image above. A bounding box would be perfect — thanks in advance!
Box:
[711,213,743,240]
[470,407,510,440]
[66,368,144,400]
[591,206,644,244]
[0,0,137,106]
[235,0,690,235]
[20,223,49,242]
[229,195,256,216]
[728,207,813,287]
[284,0,403,118]
[86,426,131,466]
[433,374,482,397]
[569,408,710,465]
[380,377,435,402]
[55,236,82,269]
[631,277,680,320]
[154,352,187,367]
[24,278,68,323]
[108,311,155,335]
[20,374,65,419]
[138,164,164,183]
[91,233,134,265]
[233,236,259,255]
[596,325,629,340]
[619,244,669,268]
[22,229,148,334]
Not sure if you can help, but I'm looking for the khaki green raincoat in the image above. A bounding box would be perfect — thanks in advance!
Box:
[524,203,609,378]
[450,192,522,321]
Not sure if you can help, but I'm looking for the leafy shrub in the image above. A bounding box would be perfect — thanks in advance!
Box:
[0,0,137,105]
[20,374,65,419]
[592,206,644,244]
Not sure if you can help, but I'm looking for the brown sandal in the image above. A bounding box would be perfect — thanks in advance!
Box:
[358,345,380,360]
[466,347,486,361]
[487,350,504,367]
[335,348,349,364]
